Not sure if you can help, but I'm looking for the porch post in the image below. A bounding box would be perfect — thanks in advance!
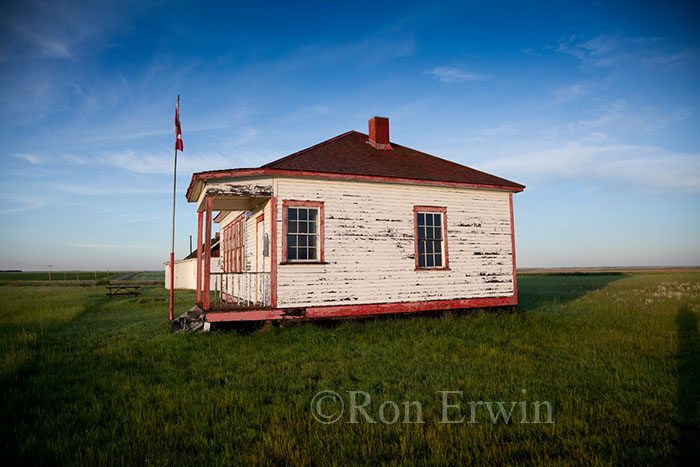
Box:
[203,196,212,311]
[196,210,203,304]
[270,197,277,308]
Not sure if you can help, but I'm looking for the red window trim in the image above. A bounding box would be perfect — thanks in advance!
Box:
[413,206,449,271]
[281,200,325,263]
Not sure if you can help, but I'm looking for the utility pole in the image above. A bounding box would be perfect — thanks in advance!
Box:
[190,235,193,255]
[47,265,53,281]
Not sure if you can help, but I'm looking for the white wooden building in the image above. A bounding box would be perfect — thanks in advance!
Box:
[164,235,220,290]
[184,117,524,323]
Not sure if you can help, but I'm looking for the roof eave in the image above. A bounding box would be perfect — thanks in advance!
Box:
[185,168,524,200]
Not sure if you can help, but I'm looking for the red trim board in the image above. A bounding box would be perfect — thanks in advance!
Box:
[204,295,517,322]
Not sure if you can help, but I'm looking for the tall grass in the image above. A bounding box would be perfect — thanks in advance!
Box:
[1,273,698,464]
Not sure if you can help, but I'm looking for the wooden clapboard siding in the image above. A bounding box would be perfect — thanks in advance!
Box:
[274,177,514,308]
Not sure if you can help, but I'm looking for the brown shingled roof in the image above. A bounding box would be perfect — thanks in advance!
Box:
[262,131,524,190]
[186,127,523,201]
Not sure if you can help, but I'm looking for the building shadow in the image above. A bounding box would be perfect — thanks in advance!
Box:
[675,304,700,463]
[516,272,627,311]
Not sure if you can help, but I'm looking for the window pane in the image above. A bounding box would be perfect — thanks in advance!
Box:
[298,235,307,247]
[426,254,434,267]
[418,241,425,255]
[426,227,433,239]
[308,235,316,247]
[309,220,316,233]
[300,221,309,233]
[309,247,317,260]
[287,246,296,260]
[434,242,441,254]
[288,220,297,234]
[299,209,308,221]
[418,253,425,268]
[417,213,424,225]
[288,208,297,220]
[426,241,433,254]
[298,248,308,260]
[418,226,425,239]
[308,209,317,221]
[435,255,442,267]
[288,235,296,247]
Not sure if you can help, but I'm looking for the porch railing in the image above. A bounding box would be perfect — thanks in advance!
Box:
[212,272,271,307]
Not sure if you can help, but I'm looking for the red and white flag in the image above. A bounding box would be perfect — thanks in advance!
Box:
[175,98,183,151]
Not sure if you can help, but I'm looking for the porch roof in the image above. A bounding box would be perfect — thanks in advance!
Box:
[193,183,273,212]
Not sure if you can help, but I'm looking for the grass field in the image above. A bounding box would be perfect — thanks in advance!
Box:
[0,271,119,282]
[1,273,699,464]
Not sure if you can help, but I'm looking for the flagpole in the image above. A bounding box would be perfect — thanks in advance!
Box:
[169,95,179,321]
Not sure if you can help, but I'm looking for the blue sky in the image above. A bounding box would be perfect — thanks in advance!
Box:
[1,0,698,270]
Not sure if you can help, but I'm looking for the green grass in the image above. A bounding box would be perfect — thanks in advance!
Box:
[1,273,699,465]
[128,271,165,281]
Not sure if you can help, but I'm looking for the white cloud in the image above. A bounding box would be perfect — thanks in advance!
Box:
[52,183,171,196]
[425,66,485,83]
[557,34,699,71]
[13,153,45,165]
[478,138,700,195]
[1,0,125,61]
[0,193,49,215]
[551,83,586,104]
[77,243,150,249]
[94,150,243,175]
[643,107,692,133]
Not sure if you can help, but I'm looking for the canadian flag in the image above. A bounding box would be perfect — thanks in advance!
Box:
[175,97,183,151]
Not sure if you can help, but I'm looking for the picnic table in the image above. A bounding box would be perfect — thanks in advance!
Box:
[106,285,141,298]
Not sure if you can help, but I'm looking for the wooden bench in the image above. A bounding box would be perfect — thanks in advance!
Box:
[106,285,141,298]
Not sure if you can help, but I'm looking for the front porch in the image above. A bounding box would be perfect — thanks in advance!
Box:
[189,187,278,319]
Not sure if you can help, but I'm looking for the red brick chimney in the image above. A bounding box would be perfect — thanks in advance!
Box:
[367,116,392,150]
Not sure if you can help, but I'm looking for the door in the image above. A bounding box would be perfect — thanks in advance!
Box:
[255,214,264,305]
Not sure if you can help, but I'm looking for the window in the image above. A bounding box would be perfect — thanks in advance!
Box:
[223,223,231,272]
[282,200,324,263]
[222,213,245,273]
[414,206,448,270]
[233,214,245,272]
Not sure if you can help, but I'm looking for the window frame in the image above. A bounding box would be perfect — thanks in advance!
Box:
[222,222,231,272]
[281,200,325,264]
[413,206,449,271]
[222,212,246,273]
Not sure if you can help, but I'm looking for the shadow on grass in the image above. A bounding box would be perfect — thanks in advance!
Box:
[516,273,627,312]
[676,304,700,463]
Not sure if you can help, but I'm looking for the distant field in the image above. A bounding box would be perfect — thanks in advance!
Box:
[0,271,118,281]
[0,271,163,283]
[519,266,700,274]
[1,273,698,464]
